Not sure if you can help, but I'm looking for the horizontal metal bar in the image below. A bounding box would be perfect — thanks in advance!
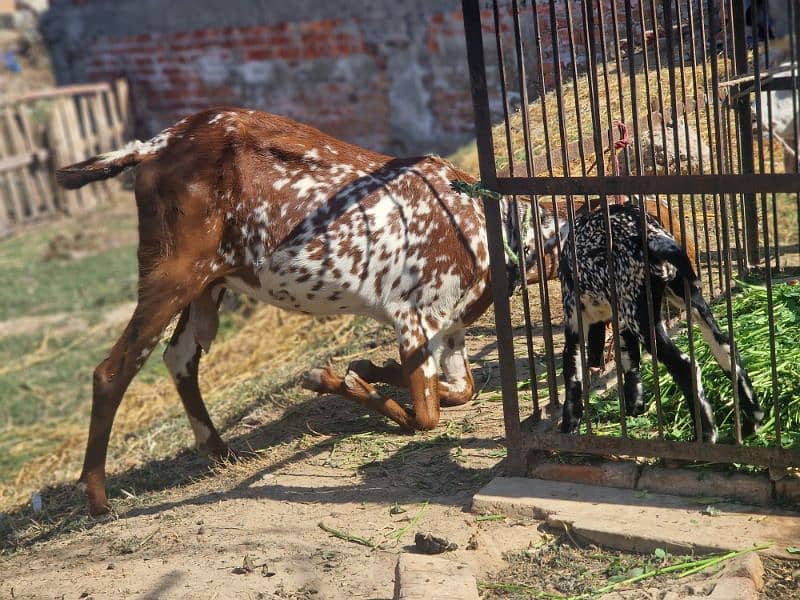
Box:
[522,429,800,469]
[494,174,800,196]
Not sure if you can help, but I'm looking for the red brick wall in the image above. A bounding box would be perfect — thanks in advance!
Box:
[42,0,646,155]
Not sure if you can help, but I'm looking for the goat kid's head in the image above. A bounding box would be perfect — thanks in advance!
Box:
[500,197,561,292]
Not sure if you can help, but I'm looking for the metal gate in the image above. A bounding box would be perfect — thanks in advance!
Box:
[460,0,800,473]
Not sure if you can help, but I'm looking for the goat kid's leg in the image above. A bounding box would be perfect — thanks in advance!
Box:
[561,321,585,434]
[164,286,232,459]
[620,330,645,416]
[654,322,718,442]
[587,322,607,370]
[81,276,194,515]
[688,288,764,436]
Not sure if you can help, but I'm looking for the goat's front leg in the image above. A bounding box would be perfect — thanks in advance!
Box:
[347,330,474,407]
[302,342,440,431]
[687,287,764,436]
[654,322,718,442]
[620,330,645,416]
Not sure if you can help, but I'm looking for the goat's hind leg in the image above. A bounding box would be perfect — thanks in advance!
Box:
[688,287,764,436]
[164,286,233,460]
[81,268,196,515]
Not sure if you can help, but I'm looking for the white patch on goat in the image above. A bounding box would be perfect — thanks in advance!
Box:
[188,415,212,446]
[97,132,171,164]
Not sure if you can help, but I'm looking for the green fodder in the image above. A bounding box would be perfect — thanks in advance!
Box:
[590,281,800,449]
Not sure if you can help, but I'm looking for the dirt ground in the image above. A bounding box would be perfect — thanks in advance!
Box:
[0,201,797,599]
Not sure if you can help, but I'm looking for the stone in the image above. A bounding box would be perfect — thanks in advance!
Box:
[393,554,479,600]
[716,552,765,591]
[707,577,758,600]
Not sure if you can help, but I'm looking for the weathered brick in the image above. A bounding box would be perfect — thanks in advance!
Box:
[393,554,479,600]
[637,467,773,506]
[530,460,639,489]
[774,476,800,506]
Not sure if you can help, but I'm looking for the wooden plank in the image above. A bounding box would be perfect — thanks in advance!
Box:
[107,84,125,148]
[4,106,41,217]
[9,82,112,104]
[52,98,86,213]
[15,105,56,213]
[0,118,26,222]
[64,96,100,210]
[90,91,112,152]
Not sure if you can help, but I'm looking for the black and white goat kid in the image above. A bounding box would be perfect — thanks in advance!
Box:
[558,204,764,442]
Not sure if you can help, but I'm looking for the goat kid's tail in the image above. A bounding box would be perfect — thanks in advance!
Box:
[55,133,170,190]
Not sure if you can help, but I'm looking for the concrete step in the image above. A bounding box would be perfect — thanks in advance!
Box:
[472,477,800,560]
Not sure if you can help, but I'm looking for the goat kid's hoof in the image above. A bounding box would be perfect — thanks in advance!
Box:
[301,367,335,394]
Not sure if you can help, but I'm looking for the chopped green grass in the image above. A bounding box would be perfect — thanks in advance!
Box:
[590,281,800,450]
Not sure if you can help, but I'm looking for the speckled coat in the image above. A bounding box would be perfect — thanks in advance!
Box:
[558,204,763,443]
[56,107,542,515]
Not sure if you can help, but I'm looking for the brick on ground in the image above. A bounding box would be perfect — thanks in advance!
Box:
[393,553,479,600]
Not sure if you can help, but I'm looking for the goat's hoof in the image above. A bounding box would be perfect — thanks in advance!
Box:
[625,403,646,417]
[207,444,248,464]
[559,421,579,434]
[302,367,334,393]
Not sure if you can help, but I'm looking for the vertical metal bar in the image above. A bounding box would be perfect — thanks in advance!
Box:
[696,0,726,295]
[491,0,541,421]
[547,0,591,434]
[585,0,628,437]
[624,0,663,438]
[649,0,676,229]
[708,0,744,444]
[510,0,560,415]
[750,18,782,449]
[685,0,715,290]
[461,0,523,474]
[595,0,617,178]
[565,0,589,176]
[664,0,704,443]
[732,0,759,267]
[608,0,630,175]
[761,8,781,271]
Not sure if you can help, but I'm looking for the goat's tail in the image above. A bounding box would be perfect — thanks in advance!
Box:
[56,133,170,189]
[648,233,700,287]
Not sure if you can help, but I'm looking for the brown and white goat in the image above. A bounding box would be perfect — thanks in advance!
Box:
[58,108,509,515]
[57,108,695,515]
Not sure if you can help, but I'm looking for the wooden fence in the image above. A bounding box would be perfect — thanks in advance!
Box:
[0,79,129,234]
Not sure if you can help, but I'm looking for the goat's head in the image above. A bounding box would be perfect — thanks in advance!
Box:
[500,196,562,291]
